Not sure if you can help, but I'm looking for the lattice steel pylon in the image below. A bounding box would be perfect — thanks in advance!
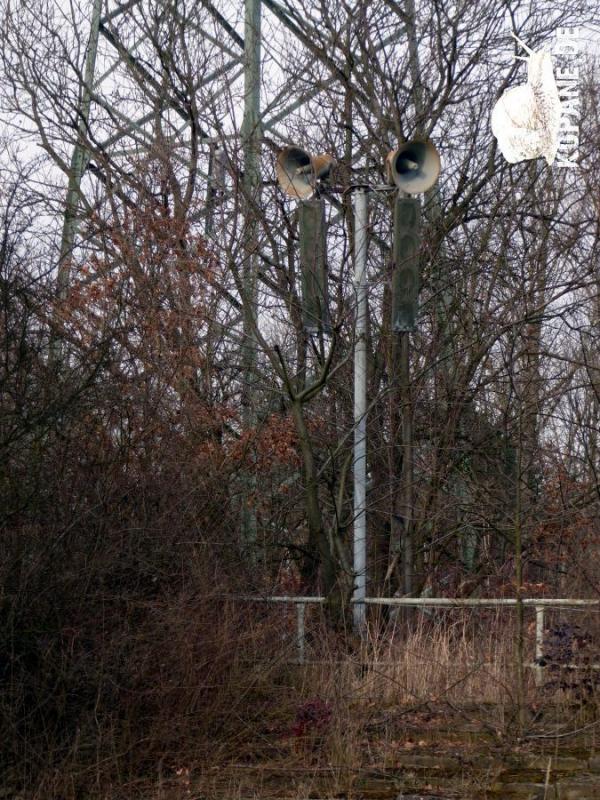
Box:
[55,0,405,288]
[51,0,404,549]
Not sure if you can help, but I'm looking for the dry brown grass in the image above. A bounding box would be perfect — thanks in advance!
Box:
[358,609,520,706]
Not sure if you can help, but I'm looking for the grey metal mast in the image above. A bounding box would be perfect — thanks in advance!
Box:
[353,188,368,632]
[240,0,262,558]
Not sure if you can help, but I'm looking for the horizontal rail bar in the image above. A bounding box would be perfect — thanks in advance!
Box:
[239,596,600,607]
[236,596,600,666]
[241,595,326,603]
[363,598,600,607]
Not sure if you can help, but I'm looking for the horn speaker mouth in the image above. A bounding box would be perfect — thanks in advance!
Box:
[389,140,441,194]
[276,146,315,199]
[282,147,312,174]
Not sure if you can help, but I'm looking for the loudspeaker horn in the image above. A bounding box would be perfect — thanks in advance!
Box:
[386,139,441,194]
[276,146,337,199]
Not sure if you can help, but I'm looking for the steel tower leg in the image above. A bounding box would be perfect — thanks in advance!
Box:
[56,0,103,302]
[240,0,262,559]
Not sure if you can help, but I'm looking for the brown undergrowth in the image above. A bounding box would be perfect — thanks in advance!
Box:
[0,524,293,799]
[3,585,600,798]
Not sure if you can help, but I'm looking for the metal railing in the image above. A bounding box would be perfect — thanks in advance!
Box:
[244,596,600,682]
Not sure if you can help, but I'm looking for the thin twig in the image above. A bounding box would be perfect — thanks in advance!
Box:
[526,718,600,740]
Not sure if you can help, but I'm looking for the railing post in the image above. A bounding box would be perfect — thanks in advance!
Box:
[296,602,306,664]
[535,605,544,687]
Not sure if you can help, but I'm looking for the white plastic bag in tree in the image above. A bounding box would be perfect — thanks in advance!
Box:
[491,33,562,166]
